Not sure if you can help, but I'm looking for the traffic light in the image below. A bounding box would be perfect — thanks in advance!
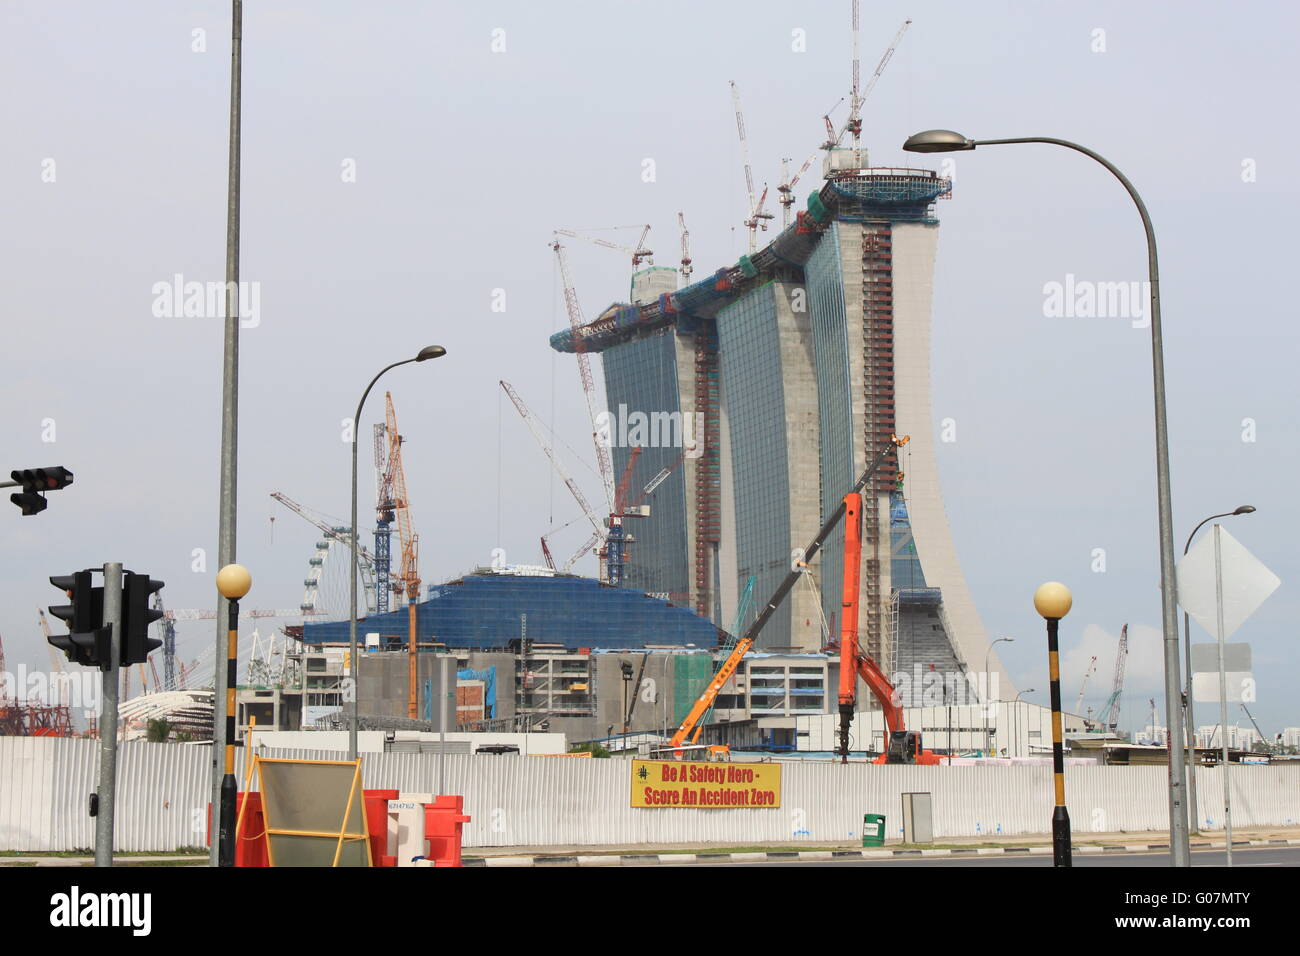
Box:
[121,571,164,666]
[10,466,74,516]
[47,570,108,667]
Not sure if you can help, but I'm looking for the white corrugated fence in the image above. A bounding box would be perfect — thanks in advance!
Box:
[1,737,1296,851]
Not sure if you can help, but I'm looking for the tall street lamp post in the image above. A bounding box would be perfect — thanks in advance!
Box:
[1181,505,1255,833]
[1034,581,1073,868]
[903,129,1188,867]
[348,346,447,760]
[210,0,244,869]
[984,637,1013,755]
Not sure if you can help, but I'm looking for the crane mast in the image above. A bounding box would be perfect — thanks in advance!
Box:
[1097,624,1128,734]
[729,80,774,251]
[551,238,616,513]
[677,212,692,283]
[382,392,424,721]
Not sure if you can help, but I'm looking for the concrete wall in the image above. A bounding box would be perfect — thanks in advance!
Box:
[890,221,1014,693]
[3,736,1296,850]
[358,653,456,726]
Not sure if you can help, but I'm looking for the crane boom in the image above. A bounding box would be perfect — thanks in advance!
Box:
[833,17,911,149]
[668,435,908,752]
[554,227,653,268]
[551,239,616,512]
[1075,655,1097,719]
[500,380,605,542]
[269,491,379,613]
[729,80,774,252]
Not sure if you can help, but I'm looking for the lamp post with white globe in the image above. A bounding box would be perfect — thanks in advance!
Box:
[1034,581,1073,868]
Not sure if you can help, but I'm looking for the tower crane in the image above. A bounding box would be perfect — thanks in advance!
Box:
[1074,654,1097,722]
[501,379,607,577]
[553,226,653,269]
[381,392,424,720]
[551,238,616,513]
[1096,624,1128,734]
[729,80,774,252]
[677,212,692,283]
[830,14,911,150]
[373,422,392,614]
[269,491,379,614]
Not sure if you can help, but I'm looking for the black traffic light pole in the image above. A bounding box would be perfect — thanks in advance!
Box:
[95,563,123,868]
[47,563,164,867]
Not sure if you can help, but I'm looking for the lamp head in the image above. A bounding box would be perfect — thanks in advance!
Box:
[416,345,447,362]
[1233,505,1256,515]
[216,564,253,600]
[1033,581,1072,620]
[902,129,976,153]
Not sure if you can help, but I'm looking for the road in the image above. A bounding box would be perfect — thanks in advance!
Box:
[679,846,1299,867]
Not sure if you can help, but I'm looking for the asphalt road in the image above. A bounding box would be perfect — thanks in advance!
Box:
[679,846,1300,867]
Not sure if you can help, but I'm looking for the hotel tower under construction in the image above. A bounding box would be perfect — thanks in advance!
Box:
[550,147,1014,697]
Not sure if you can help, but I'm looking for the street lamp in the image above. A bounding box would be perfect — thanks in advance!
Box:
[1181,505,1254,833]
[1012,689,1035,757]
[905,128,1189,867]
[1034,581,1073,867]
[349,346,447,760]
[215,563,252,868]
[620,661,634,735]
[984,637,1013,755]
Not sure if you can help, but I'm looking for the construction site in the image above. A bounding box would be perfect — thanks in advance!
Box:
[2,7,1275,772]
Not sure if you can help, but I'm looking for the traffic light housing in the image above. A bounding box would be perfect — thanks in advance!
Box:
[47,570,108,667]
[10,466,73,516]
[121,571,164,666]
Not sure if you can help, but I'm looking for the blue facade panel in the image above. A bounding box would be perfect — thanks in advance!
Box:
[599,330,690,602]
[301,572,719,650]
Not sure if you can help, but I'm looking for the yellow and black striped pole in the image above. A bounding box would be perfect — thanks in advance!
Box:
[1034,581,1073,867]
[216,564,252,868]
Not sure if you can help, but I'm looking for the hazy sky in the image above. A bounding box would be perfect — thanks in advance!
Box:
[3,1,1296,737]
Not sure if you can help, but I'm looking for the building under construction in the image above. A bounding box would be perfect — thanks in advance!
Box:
[550,155,1014,695]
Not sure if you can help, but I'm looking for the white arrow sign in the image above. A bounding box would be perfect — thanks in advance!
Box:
[1177,525,1279,640]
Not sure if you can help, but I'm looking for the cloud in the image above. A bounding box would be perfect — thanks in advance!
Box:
[1058,622,1167,715]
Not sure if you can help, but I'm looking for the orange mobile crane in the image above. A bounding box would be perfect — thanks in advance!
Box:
[669,435,937,761]
[837,492,942,765]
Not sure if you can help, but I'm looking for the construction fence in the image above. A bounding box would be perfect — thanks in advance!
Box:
[1,736,1297,852]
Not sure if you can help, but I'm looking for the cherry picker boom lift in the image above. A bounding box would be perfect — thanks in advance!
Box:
[668,435,929,759]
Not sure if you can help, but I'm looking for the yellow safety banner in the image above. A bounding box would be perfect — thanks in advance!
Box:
[630,760,781,809]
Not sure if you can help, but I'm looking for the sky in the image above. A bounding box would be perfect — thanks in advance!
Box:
[1,1,1296,738]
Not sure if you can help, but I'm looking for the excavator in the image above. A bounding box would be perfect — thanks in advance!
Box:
[667,434,941,764]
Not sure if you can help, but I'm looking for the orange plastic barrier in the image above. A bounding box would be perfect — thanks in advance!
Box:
[365,789,399,868]
[213,789,399,867]
[422,796,471,867]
